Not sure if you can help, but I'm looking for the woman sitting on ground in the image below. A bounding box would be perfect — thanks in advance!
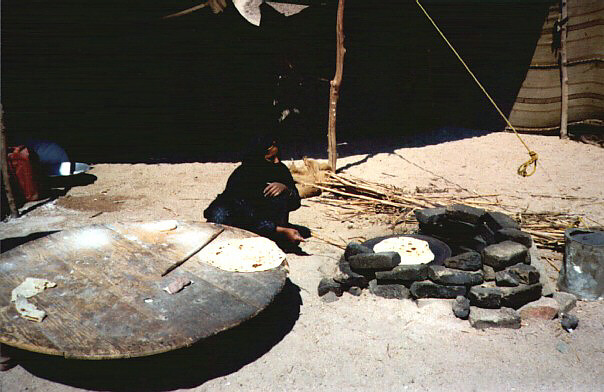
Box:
[203,134,308,251]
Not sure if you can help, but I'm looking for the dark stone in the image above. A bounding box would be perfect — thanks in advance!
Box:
[344,242,374,260]
[317,278,343,297]
[560,313,579,332]
[495,270,520,287]
[368,280,412,299]
[500,283,543,309]
[496,228,533,248]
[444,251,482,271]
[483,241,528,271]
[375,263,429,282]
[452,295,470,319]
[482,265,496,281]
[478,222,498,245]
[335,259,369,288]
[410,281,466,299]
[348,286,363,296]
[481,211,520,232]
[348,252,401,271]
[468,286,503,308]
[441,219,478,239]
[414,207,446,225]
[469,307,521,329]
[445,204,486,224]
[428,265,484,286]
[467,235,488,253]
[507,263,540,285]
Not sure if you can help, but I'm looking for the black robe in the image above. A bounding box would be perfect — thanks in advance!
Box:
[203,158,301,239]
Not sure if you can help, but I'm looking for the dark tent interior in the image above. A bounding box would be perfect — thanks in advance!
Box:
[1,0,550,163]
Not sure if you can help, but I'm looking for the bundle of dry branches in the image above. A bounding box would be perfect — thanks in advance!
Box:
[303,171,594,251]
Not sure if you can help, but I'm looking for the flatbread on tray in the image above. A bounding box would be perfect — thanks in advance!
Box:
[203,237,286,272]
[373,237,435,265]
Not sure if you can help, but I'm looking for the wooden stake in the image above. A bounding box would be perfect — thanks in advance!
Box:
[0,105,19,218]
[559,0,569,139]
[327,0,346,172]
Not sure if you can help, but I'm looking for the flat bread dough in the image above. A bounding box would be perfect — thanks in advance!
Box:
[373,237,435,265]
[204,237,286,272]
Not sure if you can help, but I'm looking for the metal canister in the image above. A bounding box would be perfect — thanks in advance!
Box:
[558,228,604,300]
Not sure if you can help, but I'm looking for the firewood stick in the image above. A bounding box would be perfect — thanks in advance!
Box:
[161,227,224,276]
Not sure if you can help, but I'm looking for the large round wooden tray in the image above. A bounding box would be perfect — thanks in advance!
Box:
[0,222,287,359]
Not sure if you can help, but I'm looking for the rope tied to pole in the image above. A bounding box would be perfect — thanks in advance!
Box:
[416,0,539,177]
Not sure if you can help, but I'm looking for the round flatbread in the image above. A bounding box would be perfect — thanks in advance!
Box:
[204,237,286,272]
[373,237,434,265]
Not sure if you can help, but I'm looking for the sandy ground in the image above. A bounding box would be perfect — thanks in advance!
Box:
[1,131,604,391]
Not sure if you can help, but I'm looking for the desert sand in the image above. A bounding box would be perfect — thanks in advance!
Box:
[1,130,603,391]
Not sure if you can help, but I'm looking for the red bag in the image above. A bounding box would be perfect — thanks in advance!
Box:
[7,145,40,204]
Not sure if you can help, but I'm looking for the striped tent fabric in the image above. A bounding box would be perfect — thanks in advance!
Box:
[509,0,603,132]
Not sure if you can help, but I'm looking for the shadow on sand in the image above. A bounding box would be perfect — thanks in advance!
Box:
[9,279,302,391]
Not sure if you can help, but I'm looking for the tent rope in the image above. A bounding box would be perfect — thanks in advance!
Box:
[416,0,538,177]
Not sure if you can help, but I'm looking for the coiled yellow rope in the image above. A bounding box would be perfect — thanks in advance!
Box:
[416,0,538,177]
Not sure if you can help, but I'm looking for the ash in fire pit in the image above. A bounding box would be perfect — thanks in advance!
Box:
[318,204,576,330]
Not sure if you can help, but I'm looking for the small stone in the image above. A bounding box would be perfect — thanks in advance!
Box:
[321,291,339,303]
[368,281,411,299]
[348,286,363,296]
[495,228,533,248]
[483,241,528,271]
[410,281,466,299]
[560,313,579,332]
[495,270,520,287]
[553,292,577,315]
[445,204,486,224]
[507,263,540,285]
[481,211,520,232]
[414,207,446,225]
[375,263,429,283]
[556,341,570,354]
[335,259,369,288]
[452,295,470,319]
[469,307,521,329]
[468,286,502,308]
[482,265,496,281]
[428,265,484,286]
[500,283,542,309]
[518,297,559,320]
[344,242,374,260]
[348,252,401,271]
[444,251,482,271]
[317,278,343,297]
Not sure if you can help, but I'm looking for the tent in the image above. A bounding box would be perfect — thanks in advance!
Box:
[508,0,603,132]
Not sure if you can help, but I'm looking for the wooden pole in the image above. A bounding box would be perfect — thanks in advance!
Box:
[327,0,346,171]
[559,0,569,139]
[0,104,19,218]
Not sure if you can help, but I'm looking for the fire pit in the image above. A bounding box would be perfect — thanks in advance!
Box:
[317,204,570,330]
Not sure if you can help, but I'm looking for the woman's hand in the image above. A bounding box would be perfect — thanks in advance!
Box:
[264,182,287,197]
[276,226,305,244]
